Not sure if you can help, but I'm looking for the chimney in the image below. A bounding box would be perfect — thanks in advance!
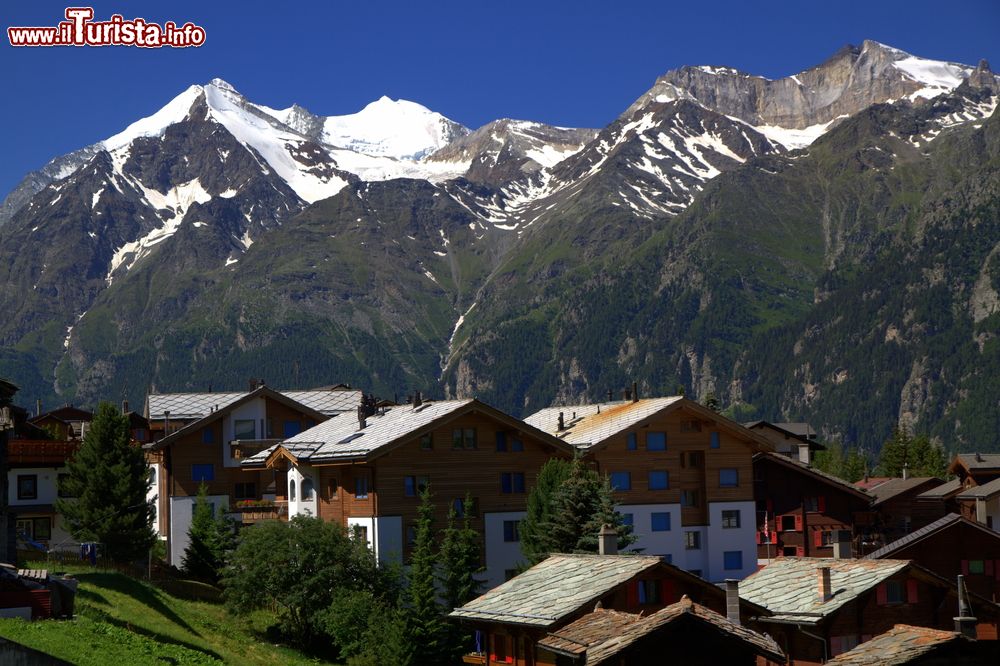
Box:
[902,463,909,481]
[35,399,41,417]
[798,443,811,465]
[557,412,565,431]
[122,399,129,414]
[607,390,613,402]
[817,566,832,602]
[724,579,741,625]
[623,388,632,401]
[357,405,367,430]
[632,382,638,403]
[598,524,617,556]
[954,575,978,638]
[413,390,422,408]
[832,530,853,559]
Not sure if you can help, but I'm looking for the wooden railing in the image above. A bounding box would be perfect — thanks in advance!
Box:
[230,439,283,460]
[226,500,288,524]
[7,440,78,465]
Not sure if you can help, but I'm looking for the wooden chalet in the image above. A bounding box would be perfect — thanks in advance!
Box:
[740,557,1000,665]
[753,452,875,561]
[535,596,784,666]
[865,476,948,543]
[945,454,1000,528]
[240,396,575,587]
[450,550,771,666]
[867,513,1000,604]
[744,421,825,465]
[824,624,1000,665]
[525,396,774,581]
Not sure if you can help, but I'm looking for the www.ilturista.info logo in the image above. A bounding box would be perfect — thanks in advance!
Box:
[8,7,205,48]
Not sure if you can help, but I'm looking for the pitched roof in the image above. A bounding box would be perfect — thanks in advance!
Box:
[916,477,962,500]
[538,598,785,665]
[524,397,773,452]
[855,477,892,491]
[754,452,872,502]
[951,453,1000,473]
[144,386,329,451]
[825,624,969,665]
[244,398,574,466]
[866,477,944,506]
[956,475,1000,500]
[449,554,663,627]
[865,513,1000,560]
[146,387,361,420]
[739,558,910,623]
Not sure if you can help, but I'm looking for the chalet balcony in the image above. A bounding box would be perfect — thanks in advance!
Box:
[226,500,288,525]
[7,440,79,466]
[461,654,486,665]
[229,439,283,460]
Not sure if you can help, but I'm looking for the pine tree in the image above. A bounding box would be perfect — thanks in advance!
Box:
[55,401,156,563]
[579,475,638,553]
[703,392,720,412]
[543,456,635,554]
[182,482,234,582]
[406,486,446,666]
[878,427,948,477]
[521,458,571,564]
[439,494,484,662]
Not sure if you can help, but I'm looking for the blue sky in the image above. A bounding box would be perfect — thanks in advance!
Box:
[2,0,999,196]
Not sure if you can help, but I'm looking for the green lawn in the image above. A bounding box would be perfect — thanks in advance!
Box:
[0,563,332,665]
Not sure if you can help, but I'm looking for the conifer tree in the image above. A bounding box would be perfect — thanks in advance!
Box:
[878,426,949,477]
[542,456,635,555]
[56,401,156,563]
[407,486,446,665]
[439,494,484,661]
[520,458,571,564]
[182,482,235,582]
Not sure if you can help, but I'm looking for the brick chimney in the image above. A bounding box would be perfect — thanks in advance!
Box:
[598,524,618,556]
[818,566,832,602]
[724,579,741,625]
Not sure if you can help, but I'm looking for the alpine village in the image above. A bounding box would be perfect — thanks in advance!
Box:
[3,33,1000,666]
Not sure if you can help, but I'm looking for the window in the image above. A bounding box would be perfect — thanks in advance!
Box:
[781,515,798,531]
[57,473,75,498]
[496,431,507,451]
[283,420,300,437]
[626,433,637,450]
[201,427,214,444]
[354,525,368,543]
[685,531,701,549]
[646,432,666,451]
[327,477,339,499]
[884,580,905,603]
[648,470,669,490]
[404,475,429,497]
[821,530,835,546]
[289,479,296,501]
[452,428,477,449]
[722,510,741,529]
[710,432,720,449]
[622,513,634,528]
[681,489,701,508]
[453,497,479,518]
[651,512,671,531]
[681,419,702,433]
[301,478,314,500]
[719,468,739,488]
[192,464,214,482]
[511,437,524,452]
[969,560,986,575]
[492,634,511,663]
[406,525,417,546]
[234,419,255,440]
[133,428,148,442]
[16,475,37,500]
[804,497,819,512]
[681,451,704,468]
[637,579,661,604]
[724,550,743,570]
[610,471,631,491]
[419,433,433,450]
[503,520,520,542]
[500,472,526,494]
[234,482,256,500]
[355,475,370,499]
[17,517,51,541]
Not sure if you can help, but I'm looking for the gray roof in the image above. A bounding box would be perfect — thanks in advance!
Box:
[956,475,1000,500]
[867,477,944,506]
[739,558,911,624]
[147,387,361,420]
[864,513,1000,560]
[450,554,662,627]
[243,398,573,466]
[954,453,1000,471]
[826,624,969,665]
[524,398,684,448]
[915,477,962,500]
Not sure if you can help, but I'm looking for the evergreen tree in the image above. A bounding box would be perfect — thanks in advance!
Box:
[579,475,638,553]
[878,427,949,477]
[543,456,636,554]
[56,401,156,563]
[407,486,446,666]
[703,392,720,412]
[182,483,234,582]
[439,494,484,662]
[521,458,571,564]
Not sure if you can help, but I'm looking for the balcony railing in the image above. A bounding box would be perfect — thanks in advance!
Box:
[7,440,79,465]
[229,439,283,460]
[226,500,288,524]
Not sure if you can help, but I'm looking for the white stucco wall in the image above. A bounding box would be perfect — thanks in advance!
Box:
[8,467,61,506]
[169,494,229,565]
[347,516,375,551]
[287,464,318,517]
[618,503,683,563]
[224,398,266,467]
[705,500,757,582]
[483,511,528,589]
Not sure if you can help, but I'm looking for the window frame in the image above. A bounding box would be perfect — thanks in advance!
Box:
[16,474,38,501]
[651,512,671,532]
[354,475,370,499]
[626,433,638,451]
[646,432,667,451]
[648,470,669,490]
[719,468,739,488]
[503,520,520,542]
[610,471,632,491]
[233,419,256,441]
[234,482,256,500]
[684,531,701,550]
[721,509,741,529]
[723,550,743,570]
[191,464,214,483]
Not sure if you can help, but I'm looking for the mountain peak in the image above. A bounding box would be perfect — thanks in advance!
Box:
[206,78,239,93]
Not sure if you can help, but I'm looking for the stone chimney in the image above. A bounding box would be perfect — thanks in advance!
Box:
[557,412,565,431]
[818,566,832,602]
[632,382,639,403]
[357,405,367,430]
[598,524,618,556]
[724,579,741,625]
[902,463,909,481]
[832,530,853,559]
[413,390,422,408]
[122,399,129,414]
[954,575,978,638]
